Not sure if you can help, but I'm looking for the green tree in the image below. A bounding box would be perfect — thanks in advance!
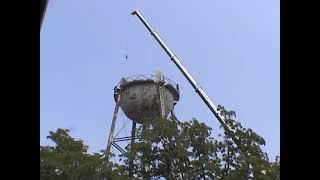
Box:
[40,128,127,179]
[41,109,280,179]
[119,109,279,179]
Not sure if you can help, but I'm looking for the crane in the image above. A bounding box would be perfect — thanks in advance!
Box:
[131,9,246,156]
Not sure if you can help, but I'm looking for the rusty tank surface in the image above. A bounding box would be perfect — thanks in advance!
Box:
[114,73,179,124]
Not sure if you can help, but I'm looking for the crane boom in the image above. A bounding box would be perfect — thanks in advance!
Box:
[131,9,244,153]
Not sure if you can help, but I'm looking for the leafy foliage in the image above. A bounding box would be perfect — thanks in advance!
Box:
[40,129,128,179]
[119,108,280,179]
[40,110,280,179]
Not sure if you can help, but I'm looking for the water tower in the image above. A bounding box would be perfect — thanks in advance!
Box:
[104,72,179,167]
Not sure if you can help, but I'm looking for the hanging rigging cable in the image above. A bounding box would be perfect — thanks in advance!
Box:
[125,36,128,61]
[114,111,129,138]
[122,111,128,137]
[124,14,130,61]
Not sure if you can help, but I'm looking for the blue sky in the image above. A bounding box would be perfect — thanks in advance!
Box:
[41,0,279,159]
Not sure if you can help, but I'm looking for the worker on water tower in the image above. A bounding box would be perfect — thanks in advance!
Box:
[154,71,164,83]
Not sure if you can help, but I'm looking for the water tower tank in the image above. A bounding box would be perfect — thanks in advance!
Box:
[114,74,179,124]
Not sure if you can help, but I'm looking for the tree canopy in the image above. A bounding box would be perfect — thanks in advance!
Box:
[40,113,280,179]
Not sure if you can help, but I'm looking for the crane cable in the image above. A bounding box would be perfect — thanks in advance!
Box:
[125,14,130,61]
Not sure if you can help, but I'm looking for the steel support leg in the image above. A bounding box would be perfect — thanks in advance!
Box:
[105,93,121,163]
[129,121,137,176]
